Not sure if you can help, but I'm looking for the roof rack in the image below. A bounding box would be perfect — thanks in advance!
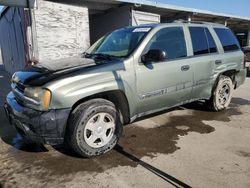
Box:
[172,19,225,26]
[174,19,206,24]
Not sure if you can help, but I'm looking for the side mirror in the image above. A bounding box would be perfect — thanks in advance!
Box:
[141,49,167,64]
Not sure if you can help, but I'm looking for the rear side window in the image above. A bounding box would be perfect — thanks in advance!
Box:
[214,28,240,52]
[145,27,187,60]
[189,27,217,56]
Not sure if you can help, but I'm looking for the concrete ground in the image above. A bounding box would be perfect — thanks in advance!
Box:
[0,69,250,188]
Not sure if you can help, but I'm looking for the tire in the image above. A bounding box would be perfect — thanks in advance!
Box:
[66,99,123,157]
[206,75,234,111]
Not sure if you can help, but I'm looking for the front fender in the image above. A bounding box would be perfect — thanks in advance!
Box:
[49,78,123,109]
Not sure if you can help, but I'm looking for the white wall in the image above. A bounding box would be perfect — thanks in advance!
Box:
[34,0,90,61]
[131,10,160,26]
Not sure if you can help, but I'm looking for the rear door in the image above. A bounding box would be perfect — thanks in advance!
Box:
[213,27,244,71]
[188,26,220,99]
[135,26,193,114]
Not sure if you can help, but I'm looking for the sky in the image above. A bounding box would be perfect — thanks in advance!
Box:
[1,0,250,18]
[158,0,250,18]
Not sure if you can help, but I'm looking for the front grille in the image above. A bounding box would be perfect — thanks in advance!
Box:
[16,82,25,93]
[11,81,25,105]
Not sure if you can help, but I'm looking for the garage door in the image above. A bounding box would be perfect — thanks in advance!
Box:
[131,10,160,26]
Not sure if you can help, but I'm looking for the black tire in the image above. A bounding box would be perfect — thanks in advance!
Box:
[66,99,123,157]
[206,75,234,111]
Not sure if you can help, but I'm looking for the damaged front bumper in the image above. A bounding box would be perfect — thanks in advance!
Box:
[4,92,71,145]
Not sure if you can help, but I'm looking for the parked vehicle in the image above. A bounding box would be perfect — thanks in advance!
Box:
[4,21,246,157]
[242,46,250,62]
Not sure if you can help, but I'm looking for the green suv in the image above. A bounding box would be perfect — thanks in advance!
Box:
[4,21,246,157]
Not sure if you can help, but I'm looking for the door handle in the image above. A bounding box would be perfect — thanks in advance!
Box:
[215,60,222,65]
[181,65,190,71]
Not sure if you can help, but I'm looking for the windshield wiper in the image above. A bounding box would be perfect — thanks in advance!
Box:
[91,53,119,59]
[83,52,125,60]
[82,52,93,58]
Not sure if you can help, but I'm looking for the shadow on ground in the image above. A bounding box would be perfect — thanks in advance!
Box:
[1,96,249,171]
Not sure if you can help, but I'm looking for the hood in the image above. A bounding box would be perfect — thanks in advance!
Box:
[13,57,109,86]
[34,57,96,71]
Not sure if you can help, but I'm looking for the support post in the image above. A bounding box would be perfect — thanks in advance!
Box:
[247,25,250,46]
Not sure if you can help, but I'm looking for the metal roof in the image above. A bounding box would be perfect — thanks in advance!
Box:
[116,0,250,21]
[1,0,250,21]
[112,0,250,33]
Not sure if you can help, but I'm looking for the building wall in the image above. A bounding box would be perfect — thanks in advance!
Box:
[89,7,161,44]
[0,7,28,74]
[34,0,90,61]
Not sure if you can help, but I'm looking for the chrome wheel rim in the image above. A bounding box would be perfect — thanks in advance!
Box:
[84,113,115,148]
[218,83,230,106]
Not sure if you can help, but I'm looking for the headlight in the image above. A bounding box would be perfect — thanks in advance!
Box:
[24,87,51,111]
[11,73,19,83]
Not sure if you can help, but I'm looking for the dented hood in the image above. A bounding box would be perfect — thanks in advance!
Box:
[34,57,96,71]
[13,57,104,86]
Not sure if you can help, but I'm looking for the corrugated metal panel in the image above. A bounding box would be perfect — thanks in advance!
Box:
[131,10,160,26]
[0,0,36,8]
[0,7,27,74]
[0,47,3,65]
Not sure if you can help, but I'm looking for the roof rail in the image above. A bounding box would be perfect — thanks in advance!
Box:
[172,20,225,26]
[173,19,206,24]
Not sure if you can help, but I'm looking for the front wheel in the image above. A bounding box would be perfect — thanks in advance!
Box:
[206,75,234,111]
[67,99,123,157]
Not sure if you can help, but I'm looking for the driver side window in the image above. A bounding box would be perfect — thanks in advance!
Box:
[144,27,187,60]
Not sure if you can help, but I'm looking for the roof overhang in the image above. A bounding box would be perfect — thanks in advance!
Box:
[116,0,250,21]
[1,0,250,32]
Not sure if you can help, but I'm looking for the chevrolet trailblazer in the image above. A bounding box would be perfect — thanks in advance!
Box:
[4,21,246,157]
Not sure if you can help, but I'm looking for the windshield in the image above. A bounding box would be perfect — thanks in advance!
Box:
[86,27,152,58]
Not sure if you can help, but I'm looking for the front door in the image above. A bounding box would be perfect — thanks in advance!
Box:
[135,26,193,114]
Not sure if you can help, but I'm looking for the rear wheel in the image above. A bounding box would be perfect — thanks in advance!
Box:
[206,75,233,111]
[67,99,123,157]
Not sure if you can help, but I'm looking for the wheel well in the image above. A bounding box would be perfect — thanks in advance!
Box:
[71,90,130,124]
[211,69,237,97]
[221,70,237,82]
[221,69,238,89]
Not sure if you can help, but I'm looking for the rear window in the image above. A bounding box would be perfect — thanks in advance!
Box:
[189,27,217,56]
[214,28,240,52]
